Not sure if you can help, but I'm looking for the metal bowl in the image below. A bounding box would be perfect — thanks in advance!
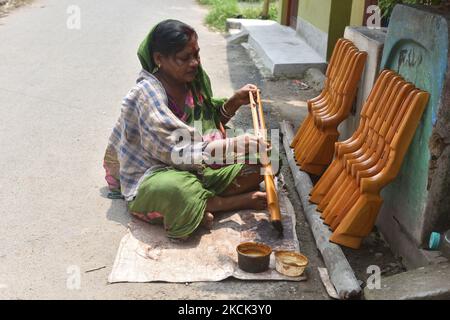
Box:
[236,242,272,273]
[274,251,308,277]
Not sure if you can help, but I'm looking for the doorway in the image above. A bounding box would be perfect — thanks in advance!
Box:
[287,0,299,29]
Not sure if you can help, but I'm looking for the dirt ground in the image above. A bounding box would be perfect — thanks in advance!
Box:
[225,37,406,295]
[0,0,32,17]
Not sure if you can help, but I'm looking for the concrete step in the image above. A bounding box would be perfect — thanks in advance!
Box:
[364,262,450,300]
[227,18,327,78]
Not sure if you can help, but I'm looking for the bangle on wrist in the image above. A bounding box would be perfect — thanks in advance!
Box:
[220,103,235,119]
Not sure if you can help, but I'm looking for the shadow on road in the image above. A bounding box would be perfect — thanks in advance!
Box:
[100,186,130,227]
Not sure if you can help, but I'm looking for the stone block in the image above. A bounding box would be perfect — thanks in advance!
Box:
[364,263,450,300]
[338,26,387,141]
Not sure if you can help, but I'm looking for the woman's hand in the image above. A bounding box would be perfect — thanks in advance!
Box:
[234,133,270,156]
[204,134,270,162]
[232,84,258,107]
[224,84,258,115]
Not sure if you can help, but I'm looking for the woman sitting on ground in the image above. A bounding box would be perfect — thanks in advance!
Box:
[103,19,269,239]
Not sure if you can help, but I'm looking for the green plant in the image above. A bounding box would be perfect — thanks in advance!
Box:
[378,0,442,18]
[200,0,278,32]
[240,6,260,19]
[268,2,277,19]
[241,2,277,19]
[198,0,215,5]
[204,0,240,31]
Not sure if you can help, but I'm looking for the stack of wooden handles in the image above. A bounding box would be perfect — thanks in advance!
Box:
[309,70,430,249]
[290,38,367,176]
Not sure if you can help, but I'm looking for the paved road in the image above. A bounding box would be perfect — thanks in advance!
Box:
[0,0,328,299]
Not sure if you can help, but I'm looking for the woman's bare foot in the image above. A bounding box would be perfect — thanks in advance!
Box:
[201,211,214,229]
[245,191,268,210]
[206,191,268,213]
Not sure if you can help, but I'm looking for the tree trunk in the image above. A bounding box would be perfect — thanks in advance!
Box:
[261,0,270,19]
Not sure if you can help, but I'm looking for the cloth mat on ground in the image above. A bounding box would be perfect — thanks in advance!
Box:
[108,191,306,283]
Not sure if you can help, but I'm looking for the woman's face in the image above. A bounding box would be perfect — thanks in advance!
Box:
[157,36,201,84]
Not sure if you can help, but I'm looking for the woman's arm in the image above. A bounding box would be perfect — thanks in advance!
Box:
[134,81,263,170]
[218,84,258,125]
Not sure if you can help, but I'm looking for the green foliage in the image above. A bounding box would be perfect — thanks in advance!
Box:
[197,0,215,5]
[378,0,442,18]
[240,3,278,19]
[204,0,240,31]
[240,6,260,19]
[199,0,279,32]
[268,2,277,19]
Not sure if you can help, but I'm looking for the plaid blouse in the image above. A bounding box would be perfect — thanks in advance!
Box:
[107,70,211,201]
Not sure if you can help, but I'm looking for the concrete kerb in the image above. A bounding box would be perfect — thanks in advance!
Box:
[364,262,450,300]
[280,120,362,300]
[226,30,249,45]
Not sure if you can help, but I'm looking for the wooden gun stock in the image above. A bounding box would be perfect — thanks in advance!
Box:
[249,90,283,236]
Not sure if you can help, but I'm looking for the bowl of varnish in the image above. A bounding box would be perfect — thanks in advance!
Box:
[236,242,272,273]
[275,251,308,277]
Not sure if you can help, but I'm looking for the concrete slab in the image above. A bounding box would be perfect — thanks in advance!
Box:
[226,18,277,30]
[364,263,450,300]
[339,26,387,141]
[227,18,327,77]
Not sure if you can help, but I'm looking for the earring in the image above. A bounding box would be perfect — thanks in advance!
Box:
[152,64,161,74]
